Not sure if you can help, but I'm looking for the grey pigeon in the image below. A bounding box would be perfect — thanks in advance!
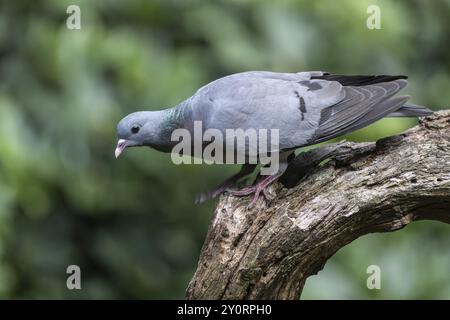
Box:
[115,71,432,207]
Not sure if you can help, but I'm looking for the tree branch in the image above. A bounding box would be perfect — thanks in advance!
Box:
[186,110,450,300]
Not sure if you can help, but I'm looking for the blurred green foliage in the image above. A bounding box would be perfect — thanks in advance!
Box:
[0,0,448,299]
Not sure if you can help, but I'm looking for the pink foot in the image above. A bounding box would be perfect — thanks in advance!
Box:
[226,173,282,209]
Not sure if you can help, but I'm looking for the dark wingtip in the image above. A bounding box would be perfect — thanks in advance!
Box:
[312,74,409,86]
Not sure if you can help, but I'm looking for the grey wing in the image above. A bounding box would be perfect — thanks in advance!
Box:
[189,71,410,154]
[299,79,409,147]
[190,73,344,152]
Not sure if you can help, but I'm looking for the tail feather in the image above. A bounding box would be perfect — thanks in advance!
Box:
[388,104,433,117]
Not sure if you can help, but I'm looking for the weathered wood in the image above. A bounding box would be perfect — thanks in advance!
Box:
[187,111,450,300]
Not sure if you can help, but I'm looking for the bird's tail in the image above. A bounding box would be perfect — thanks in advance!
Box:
[387,104,433,117]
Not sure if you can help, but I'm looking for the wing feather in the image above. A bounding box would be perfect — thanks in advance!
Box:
[306,80,408,145]
[189,71,413,154]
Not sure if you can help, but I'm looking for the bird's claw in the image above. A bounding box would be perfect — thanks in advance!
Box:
[226,185,275,210]
[199,171,283,208]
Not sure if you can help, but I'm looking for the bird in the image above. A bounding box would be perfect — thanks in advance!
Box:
[115,71,433,208]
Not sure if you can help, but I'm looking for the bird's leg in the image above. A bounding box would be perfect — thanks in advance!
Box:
[227,159,290,209]
[195,164,257,204]
[226,171,284,208]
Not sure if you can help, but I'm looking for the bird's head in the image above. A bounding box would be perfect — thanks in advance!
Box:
[115,111,163,158]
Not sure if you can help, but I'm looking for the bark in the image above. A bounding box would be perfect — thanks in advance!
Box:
[186,110,450,300]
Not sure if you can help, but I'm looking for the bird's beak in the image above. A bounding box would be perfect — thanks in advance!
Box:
[115,139,128,158]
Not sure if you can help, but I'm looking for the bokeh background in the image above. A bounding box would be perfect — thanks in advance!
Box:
[0,0,449,299]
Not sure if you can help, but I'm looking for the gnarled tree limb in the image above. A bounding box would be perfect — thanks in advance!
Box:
[187,110,450,300]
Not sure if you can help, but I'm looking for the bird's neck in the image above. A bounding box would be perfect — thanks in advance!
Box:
[151,99,193,153]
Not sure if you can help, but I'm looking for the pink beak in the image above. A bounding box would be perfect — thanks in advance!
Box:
[115,139,128,158]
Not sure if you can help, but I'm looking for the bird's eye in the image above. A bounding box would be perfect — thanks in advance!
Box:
[131,125,140,134]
